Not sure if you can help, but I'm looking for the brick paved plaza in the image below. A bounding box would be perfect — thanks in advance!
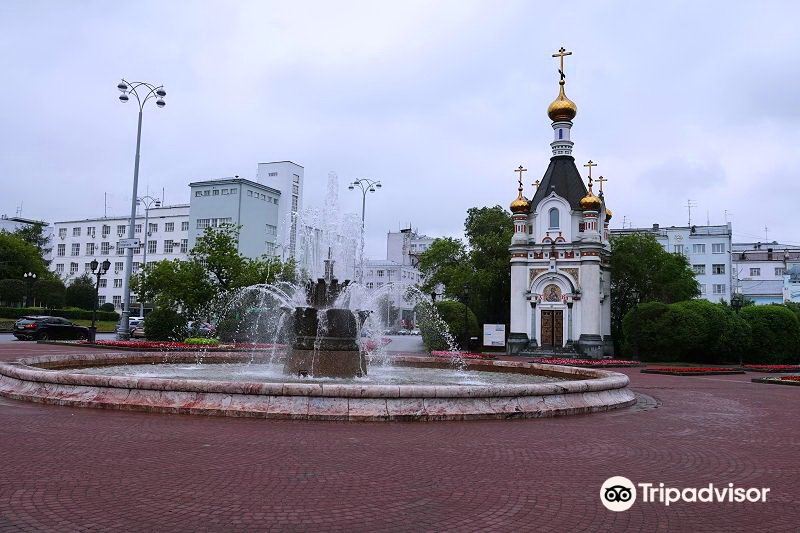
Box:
[0,343,798,531]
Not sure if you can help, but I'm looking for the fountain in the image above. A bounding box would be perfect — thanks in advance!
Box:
[284,253,368,378]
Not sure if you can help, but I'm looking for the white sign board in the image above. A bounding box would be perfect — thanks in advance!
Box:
[483,324,506,347]
[118,238,141,249]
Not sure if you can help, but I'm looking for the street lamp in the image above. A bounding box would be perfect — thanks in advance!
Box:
[731,287,744,366]
[348,178,381,283]
[89,259,111,343]
[630,288,641,361]
[23,272,37,307]
[116,78,167,339]
[136,195,161,317]
[461,285,470,351]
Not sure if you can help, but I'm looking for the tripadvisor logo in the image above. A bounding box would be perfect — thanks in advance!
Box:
[600,477,771,512]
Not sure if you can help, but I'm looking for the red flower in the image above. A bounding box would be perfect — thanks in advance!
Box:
[529,357,640,367]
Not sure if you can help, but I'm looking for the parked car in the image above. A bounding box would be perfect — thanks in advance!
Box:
[188,321,216,337]
[13,316,90,341]
[129,319,146,338]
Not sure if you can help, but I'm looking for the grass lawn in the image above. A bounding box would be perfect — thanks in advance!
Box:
[71,320,118,333]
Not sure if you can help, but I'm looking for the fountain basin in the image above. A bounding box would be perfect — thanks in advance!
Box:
[0,352,636,421]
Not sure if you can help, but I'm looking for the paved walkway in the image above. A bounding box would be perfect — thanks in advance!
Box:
[0,343,797,531]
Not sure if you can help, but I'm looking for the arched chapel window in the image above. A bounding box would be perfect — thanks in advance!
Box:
[549,207,559,229]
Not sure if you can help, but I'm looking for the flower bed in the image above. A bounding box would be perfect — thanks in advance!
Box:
[528,357,641,368]
[430,351,496,360]
[77,340,284,352]
[362,338,392,352]
[751,375,800,386]
[641,367,745,376]
[741,364,800,373]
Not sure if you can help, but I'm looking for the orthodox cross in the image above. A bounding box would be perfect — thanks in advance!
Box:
[595,175,608,193]
[532,179,540,191]
[515,165,527,189]
[583,160,597,183]
[552,46,573,81]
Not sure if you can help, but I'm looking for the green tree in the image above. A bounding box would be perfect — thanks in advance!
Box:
[64,275,97,310]
[415,299,479,351]
[0,231,48,280]
[417,206,513,328]
[376,294,401,329]
[0,279,26,306]
[32,278,66,308]
[14,222,51,266]
[611,233,699,351]
[143,308,188,341]
[132,259,215,320]
[190,224,246,291]
[739,305,800,364]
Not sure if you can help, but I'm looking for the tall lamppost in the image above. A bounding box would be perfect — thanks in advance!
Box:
[731,287,744,366]
[461,285,470,351]
[23,272,37,307]
[348,178,381,283]
[630,288,641,361]
[116,79,167,339]
[88,259,111,343]
[136,195,161,317]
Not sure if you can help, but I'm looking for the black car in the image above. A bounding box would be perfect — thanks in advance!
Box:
[13,316,90,341]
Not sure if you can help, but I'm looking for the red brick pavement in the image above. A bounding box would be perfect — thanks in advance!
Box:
[0,342,798,532]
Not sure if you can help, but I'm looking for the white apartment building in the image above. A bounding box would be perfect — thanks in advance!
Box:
[611,223,733,302]
[189,177,281,259]
[48,205,190,309]
[256,161,304,260]
[731,242,800,304]
[386,227,435,267]
[0,215,48,234]
[360,259,424,328]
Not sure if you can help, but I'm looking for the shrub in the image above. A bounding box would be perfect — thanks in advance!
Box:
[184,337,220,346]
[0,306,119,321]
[415,299,479,351]
[0,279,26,306]
[64,275,96,310]
[739,305,800,364]
[143,308,188,341]
[99,302,116,313]
[32,279,66,308]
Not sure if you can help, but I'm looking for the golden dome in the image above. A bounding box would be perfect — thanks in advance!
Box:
[547,81,577,122]
[580,190,602,211]
[510,189,530,213]
[605,207,613,221]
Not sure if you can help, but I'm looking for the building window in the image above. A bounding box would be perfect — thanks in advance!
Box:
[376,282,384,288]
[712,243,725,254]
[113,279,122,288]
[197,219,210,229]
[203,190,210,196]
[72,227,81,237]
[84,262,92,272]
[230,188,237,195]
[699,284,706,295]
[548,208,559,229]
[116,225,126,236]
[292,184,299,195]
[148,240,157,254]
[70,262,78,274]
[266,224,277,237]
[180,239,188,253]
[114,261,123,272]
[749,268,761,277]
[116,242,124,255]
[673,244,684,255]
[268,172,278,177]
[57,244,66,257]
[247,190,253,197]
[164,239,174,252]
[181,221,189,231]
[102,225,110,238]
[99,278,107,288]
[55,263,64,274]
[713,284,726,295]
[113,295,122,307]
[58,228,67,238]
[692,244,706,254]
[87,226,95,238]
[292,174,300,183]
[213,189,219,196]
[712,264,726,275]
[98,295,106,305]
[148,223,158,234]
[165,222,174,232]
[776,267,787,276]
[377,270,384,277]
[366,282,374,289]
[133,262,140,272]
[195,191,203,197]
[692,264,706,275]
[222,189,229,195]
[291,195,298,211]
[135,224,142,234]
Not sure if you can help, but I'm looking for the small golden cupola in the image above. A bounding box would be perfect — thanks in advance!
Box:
[605,207,613,221]
[548,47,578,157]
[579,160,602,211]
[510,165,530,213]
[547,82,577,122]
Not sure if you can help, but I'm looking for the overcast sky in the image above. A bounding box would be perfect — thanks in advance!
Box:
[1,0,798,258]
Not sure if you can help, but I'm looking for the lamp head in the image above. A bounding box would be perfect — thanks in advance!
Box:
[156,87,166,97]
[101,259,111,273]
[119,93,129,103]
[348,185,354,190]
[117,81,128,92]
[90,259,98,272]
[375,182,382,188]
[156,98,166,108]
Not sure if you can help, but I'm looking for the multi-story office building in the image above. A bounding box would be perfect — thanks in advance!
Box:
[0,214,48,234]
[731,242,800,304]
[189,177,281,259]
[386,227,435,267]
[361,259,425,328]
[48,205,190,309]
[256,161,304,259]
[611,223,733,302]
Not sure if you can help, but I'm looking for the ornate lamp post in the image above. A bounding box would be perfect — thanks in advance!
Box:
[89,259,111,343]
[630,288,641,361]
[136,195,161,317]
[116,79,167,339]
[731,287,744,366]
[23,272,37,307]
[348,178,381,283]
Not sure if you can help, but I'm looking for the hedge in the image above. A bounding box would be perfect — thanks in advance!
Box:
[0,307,120,322]
[415,299,480,351]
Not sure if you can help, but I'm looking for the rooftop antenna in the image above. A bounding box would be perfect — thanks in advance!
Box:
[724,209,732,224]
[622,215,628,228]
[15,202,22,217]
[104,193,108,217]
[686,199,698,226]
[764,225,769,241]
[162,187,165,204]
[706,210,710,226]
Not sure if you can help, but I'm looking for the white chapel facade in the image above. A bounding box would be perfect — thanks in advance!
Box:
[507,48,612,357]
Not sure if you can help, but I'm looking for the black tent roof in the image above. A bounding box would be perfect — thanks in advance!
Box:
[529,155,588,212]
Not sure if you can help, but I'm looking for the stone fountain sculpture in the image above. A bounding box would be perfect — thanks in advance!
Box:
[284,255,368,378]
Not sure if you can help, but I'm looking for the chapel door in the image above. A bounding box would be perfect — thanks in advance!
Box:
[540,310,563,348]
